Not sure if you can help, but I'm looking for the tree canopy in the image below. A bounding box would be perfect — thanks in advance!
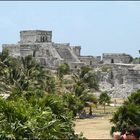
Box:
[110,89,140,135]
[98,91,111,113]
[0,50,85,139]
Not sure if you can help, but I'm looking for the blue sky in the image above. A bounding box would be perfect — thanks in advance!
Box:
[0,1,140,57]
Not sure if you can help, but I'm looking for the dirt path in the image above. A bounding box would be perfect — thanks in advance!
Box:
[74,117,113,139]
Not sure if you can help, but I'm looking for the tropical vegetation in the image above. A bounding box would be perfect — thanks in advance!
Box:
[110,89,140,135]
[0,49,100,139]
[0,49,86,139]
[98,91,111,113]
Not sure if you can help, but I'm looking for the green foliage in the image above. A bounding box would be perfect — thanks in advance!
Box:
[69,65,99,116]
[110,89,140,135]
[81,93,97,105]
[0,52,84,139]
[74,66,99,91]
[74,81,86,97]
[125,89,140,105]
[0,48,10,62]
[63,93,84,117]
[98,91,111,113]
[57,63,70,79]
[110,104,140,135]
[84,71,99,90]
[0,94,83,139]
[80,65,92,79]
[101,65,111,72]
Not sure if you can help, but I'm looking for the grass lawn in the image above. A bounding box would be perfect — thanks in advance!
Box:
[74,117,112,139]
[74,105,119,139]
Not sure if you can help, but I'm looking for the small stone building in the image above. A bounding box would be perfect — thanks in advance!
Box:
[102,53,133,64]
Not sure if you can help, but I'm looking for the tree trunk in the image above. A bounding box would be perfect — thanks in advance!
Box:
[104,104,105,113]
[89,106,92,116]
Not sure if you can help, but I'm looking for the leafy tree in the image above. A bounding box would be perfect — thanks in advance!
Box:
[57,63,70,79]
[0,53,85,139]
[0,94,85,139]
[84,71,99,90]
[0,49,22,94]
[110,89,140,135]
[82,93,97,105]
[0,48,10,63]
[63,93,84,117]
[98,91,111,113]
[125,89,140,105]
[110,104,140,135]
[70,65,99,115]
[82,93,97,116]
[79,65,91,79]
[75,66,99,91]
[71,72,98,116]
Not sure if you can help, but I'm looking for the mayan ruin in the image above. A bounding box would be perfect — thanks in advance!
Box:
[2,30,140,98]
[1,2,140,139]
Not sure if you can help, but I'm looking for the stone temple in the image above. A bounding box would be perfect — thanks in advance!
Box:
[2,30,101,70]
[2,30,140,98]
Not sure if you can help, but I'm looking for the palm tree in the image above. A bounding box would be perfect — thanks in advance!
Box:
[110,104,140,134]
[83,70,99,90]
[98,91,111,113]
[125,89,140,105]
[110,89,140,135]
[78,65,91,79]
[63,93,84,117]
[82,94,97,116]
[57,63,70,80]
[71,72,98,117]
[0,52,84,139]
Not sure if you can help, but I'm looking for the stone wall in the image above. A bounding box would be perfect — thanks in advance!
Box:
[20,44,34,57]
[33,43,64,69]
[95,56,101,63]
[79,56,98,66]
[102,53,133,64]
[72,46,81,56]
[20,30,52,43]
[54,43,80,63]
[69,62,85,72]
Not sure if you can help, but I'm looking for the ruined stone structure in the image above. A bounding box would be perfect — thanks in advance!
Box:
[102,53,133,64]
[98,63,140,98]
[2,30,140,98]
[3,30,100,70]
